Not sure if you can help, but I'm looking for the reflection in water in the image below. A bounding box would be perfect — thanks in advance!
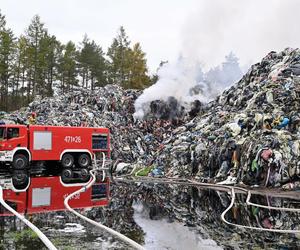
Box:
[0,175,109,216]
[0,180,300,249]
[0,175,119,249]
[130,183,300,249]
[225,192,300,229]
[133,200,221,250]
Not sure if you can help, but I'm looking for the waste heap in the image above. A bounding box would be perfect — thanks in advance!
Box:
[2,84,176,167]
[146,97,185,120]
[4,85,142,162]
[153,48,300,188]
[2,48,300,189]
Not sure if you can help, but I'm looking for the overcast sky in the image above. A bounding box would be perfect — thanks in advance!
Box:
[1,0,198,72]
[2,0,300,73]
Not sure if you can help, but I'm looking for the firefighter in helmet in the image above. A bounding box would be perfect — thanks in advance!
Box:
[28,112,36,125]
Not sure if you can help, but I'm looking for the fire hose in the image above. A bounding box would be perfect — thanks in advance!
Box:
[245,190,300,212]
[186,180,300,232]
[221,187,300,233]
[116,176,300,233]
[64,153,145,250]
[0,185,57,250]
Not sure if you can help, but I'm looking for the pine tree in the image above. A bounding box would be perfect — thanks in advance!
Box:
[78,35,107,89]
[107,26,131,86]
[108,27,151,89]
[25,15,47,99]
[77,35,90,88]
[0,11,16,111]
[0,10,6,31]
[11,36,24,108]
[40,35,60,96]
[57,41,78,91]
[13,36,30,108]
[0,13,154,110]
[127,43,150,89]
[90,43,107,89]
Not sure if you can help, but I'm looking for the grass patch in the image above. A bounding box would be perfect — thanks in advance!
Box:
[135,166,154,176]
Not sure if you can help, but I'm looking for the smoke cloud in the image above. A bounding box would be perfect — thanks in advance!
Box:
[134,58,206,119]
[182,0,300,68]
[134,0,300,119]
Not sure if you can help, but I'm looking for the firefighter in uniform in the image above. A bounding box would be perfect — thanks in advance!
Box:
[28,112,36,125]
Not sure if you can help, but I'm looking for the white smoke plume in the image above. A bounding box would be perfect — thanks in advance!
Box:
[134,0,300,119]
[134,58,207,119]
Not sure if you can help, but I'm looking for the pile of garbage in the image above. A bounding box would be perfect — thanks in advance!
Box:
[3,85,143,162]
[144,97,185,120]
[2,84,180,167]
[2,48,300,188]
[150,48,300,188]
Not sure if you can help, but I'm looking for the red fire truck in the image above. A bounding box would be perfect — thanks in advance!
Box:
[0,125,110,187]
[0,175,110,216]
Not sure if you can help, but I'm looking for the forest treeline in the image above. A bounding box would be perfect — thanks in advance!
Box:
[0,11,154,111]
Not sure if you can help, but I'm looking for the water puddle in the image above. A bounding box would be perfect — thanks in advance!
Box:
[133,201,222,250]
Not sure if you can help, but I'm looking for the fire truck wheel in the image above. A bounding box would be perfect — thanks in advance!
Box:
[78,154,91,168]
[80,168,90,182]
[61,154,74,168]
[12,170,29,190]
[12,154,28,170]
[61,168,73,182]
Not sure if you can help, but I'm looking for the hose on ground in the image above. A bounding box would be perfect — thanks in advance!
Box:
[0,185,57,250]
[64,153,145,250]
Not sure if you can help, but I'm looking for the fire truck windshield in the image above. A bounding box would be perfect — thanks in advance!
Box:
[0,128,4,140]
